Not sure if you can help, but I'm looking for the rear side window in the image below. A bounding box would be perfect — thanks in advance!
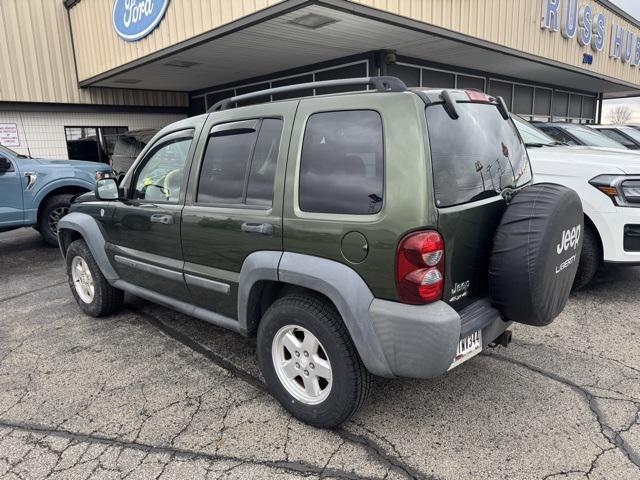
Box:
[197,118,283,206]
[299,110,383,215]
[426,103,532,207]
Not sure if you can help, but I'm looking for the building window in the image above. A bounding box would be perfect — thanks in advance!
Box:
[553,91,569,118]
[457,75,485,91]
[569,94,583,119]
[387,63,420,87]
[582,96,596,120]
[489,80,513,110]
[299,110,384,215]
[534,88,552,117]
[422,68,455,88]
[193,60,370,112]
[314,62,368,95]
[65,126,128,163]
[513,85,534,116]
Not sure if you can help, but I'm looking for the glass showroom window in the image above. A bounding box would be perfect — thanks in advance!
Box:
[65,126,128,163]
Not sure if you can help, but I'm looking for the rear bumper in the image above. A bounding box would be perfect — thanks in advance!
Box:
[368,297,510,379]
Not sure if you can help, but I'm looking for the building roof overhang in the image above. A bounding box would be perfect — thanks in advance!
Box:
[75,0,640,99]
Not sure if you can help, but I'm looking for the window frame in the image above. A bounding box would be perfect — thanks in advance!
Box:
[128,129,195,205]
[293,108,386,219]
[193,116,284,210]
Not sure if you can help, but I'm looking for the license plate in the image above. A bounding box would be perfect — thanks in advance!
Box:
[449,330,482,370]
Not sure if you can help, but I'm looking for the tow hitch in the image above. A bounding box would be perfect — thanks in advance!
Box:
[489,330,512,348]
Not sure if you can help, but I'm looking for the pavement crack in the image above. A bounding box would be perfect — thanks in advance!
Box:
[0,419,385,480]
[0,280,67,304]
[488,352,640,471]
[335,428,434,480]
[126,305,431,480]
[126,306,266,392]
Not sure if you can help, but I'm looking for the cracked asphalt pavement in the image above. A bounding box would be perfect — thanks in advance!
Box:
[1,228,639,480]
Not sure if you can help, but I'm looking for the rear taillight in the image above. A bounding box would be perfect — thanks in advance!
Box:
[395,230,445,304]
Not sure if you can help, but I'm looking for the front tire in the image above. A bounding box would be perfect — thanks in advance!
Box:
[38,193,75,246]
[573,225,601,291]
[257,294,371,428]
[66,239,124,317]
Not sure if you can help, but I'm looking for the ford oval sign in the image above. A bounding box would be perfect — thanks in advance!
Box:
[112,0,170,42]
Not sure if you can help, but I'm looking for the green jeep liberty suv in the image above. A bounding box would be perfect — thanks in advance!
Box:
[58,77,583,427]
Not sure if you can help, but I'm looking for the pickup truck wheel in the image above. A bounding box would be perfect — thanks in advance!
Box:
[66,239,124,317]
[573,226,601,291]
[257,294,371,428]
[38,193,75,246]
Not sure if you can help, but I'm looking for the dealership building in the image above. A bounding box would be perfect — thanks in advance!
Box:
[2,0,640,161]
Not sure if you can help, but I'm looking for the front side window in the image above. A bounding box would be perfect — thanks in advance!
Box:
[564,125,627,149]
[538,126,578,145]
[197,118,283,207]
[299,110,384,215]
[426,102,532,208]
[133,135,192,203]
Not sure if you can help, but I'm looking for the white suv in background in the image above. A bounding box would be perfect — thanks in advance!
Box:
[513,116,640,289]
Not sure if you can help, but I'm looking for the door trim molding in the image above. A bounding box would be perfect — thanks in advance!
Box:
[114,255,183,282]
[184,273,230,295]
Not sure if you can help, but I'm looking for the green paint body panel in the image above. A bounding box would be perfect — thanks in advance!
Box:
[70,90,516,317]
[282,92,436,301]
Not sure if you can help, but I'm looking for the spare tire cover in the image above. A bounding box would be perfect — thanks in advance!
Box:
[489,183,583,326]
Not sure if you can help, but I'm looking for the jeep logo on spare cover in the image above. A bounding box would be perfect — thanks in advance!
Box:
[557,225,581,254]
[112,0,170,42]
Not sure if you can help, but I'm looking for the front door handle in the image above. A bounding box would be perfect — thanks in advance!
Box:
[241,222,273,235]
[150,214,174,225]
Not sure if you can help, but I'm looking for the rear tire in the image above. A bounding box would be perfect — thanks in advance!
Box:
[38,193,75,246]
[573,225,601,290]
[257,294,371,428]
[66,239,124,317]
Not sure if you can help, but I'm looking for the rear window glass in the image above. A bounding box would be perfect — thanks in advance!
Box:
[426,103,532,207]
[299,110,383,215]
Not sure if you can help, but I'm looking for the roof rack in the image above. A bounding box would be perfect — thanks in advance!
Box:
[207,76,408,112]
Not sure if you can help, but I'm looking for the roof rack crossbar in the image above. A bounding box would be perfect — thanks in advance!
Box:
[207,76,408,112]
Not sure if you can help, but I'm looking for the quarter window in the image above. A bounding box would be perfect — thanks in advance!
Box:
[197,118,283,207]
[299,110,384,215]
[133,135,192,203]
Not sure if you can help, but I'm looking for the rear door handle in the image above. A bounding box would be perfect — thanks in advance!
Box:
[150,214,174,225]
[241,222,273,235]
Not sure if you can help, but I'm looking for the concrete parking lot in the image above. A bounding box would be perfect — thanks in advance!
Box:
[0,228,638,480]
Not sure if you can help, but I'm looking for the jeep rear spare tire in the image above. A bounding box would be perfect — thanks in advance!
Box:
[489,183,583,326]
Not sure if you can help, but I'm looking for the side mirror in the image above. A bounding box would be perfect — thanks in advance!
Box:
[95,178,120,201]
[0,156,13,172]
